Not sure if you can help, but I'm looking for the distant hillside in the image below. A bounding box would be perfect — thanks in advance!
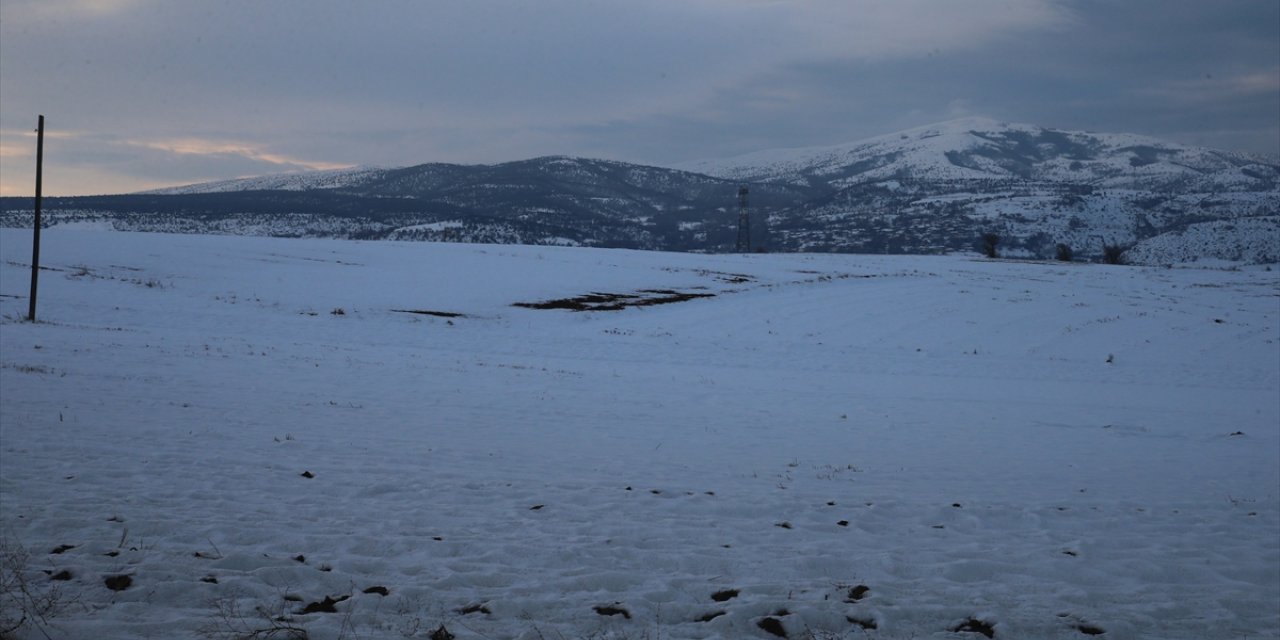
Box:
[3,118,1277,263]
[676,118,1279,261]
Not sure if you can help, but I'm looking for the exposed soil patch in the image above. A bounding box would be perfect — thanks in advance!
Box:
[1076,623,1106,635]
[514,290,714,312]
[50,544,76,554]
[458,603,491,615]
[953,618,996,638]
[391,309,466,318]
[363,585,389,596]
[593,604,631,619]
[757,616,788,638]
[103,574,132,591]
[299,594,350,614]
[846,584,870,601]
[710,588,739,602]
[693,269,755,284]
[698,610,726,622]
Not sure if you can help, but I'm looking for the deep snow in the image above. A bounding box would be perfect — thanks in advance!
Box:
[1,229,1277,639]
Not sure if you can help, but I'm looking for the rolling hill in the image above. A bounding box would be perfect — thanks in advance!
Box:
[3,118,1276,263]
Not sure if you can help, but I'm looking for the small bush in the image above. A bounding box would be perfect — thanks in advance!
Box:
[200,592,310,640]
[980,233,1000,259]
[1101,244,1127,265]
[1055,243,1073,262]
[1,536,75,639]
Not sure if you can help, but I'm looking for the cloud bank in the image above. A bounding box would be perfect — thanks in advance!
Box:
[0,0,1274,195]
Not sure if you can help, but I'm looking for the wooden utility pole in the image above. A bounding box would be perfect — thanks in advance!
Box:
[28,115,44,322]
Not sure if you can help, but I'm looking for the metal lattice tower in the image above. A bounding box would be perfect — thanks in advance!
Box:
[735,186,750,253]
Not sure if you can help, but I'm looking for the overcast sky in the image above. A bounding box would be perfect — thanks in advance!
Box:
[1,0,1277,196]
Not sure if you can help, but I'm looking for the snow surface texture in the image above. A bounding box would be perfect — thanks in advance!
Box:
[1,229,1278,640]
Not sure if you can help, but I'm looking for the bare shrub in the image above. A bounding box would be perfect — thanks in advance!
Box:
[1,535,75,640]
[199,592,310,640]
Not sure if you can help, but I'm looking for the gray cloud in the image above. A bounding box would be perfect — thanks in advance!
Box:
[1,0,1274,195]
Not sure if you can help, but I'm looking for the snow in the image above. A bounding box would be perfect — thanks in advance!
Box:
[141,166,388,194]
[1,228,1278,639]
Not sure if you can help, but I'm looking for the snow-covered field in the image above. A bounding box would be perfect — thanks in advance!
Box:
[1,229,1277,640]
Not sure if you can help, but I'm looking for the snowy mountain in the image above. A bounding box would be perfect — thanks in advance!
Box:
[2,118,1277,263]
[677,118,1280,261]
[675,117,1278,193]
[141,165,391,194]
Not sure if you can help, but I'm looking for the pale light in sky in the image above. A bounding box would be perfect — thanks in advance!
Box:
[1,0,1276,195]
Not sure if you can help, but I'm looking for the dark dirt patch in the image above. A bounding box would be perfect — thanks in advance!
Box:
[953,618,996,638]
[710,588,739,602]
[104,574,132,591]
[48,570,73,581]
[201,575,218,584]
[837,520,849,527]
[703,270,755,284]
[363,586,389,596]
[529,504,545,511]
[846,585,870,601]
[391,309,466,318]
[430,624,455,640]
[50,544,76,554]
[847,616,878,630]
[757,617,788,638]
[458,603,491,615]
[299,595,350,614]
[293,554,306,563]
[300,471,314,478]
[514,290,714,312]
[699,610,726,622]
[1077,624,1106,635]
[593,604,631,619]
[775,521,793,529]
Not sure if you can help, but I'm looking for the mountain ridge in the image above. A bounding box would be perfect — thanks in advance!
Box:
[3,118,1277,264]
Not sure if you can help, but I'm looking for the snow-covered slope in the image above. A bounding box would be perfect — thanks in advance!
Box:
[1,229,1277,639]
[675,117,1279,193]
[143,166,390,194]
[674,118,1279,261]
